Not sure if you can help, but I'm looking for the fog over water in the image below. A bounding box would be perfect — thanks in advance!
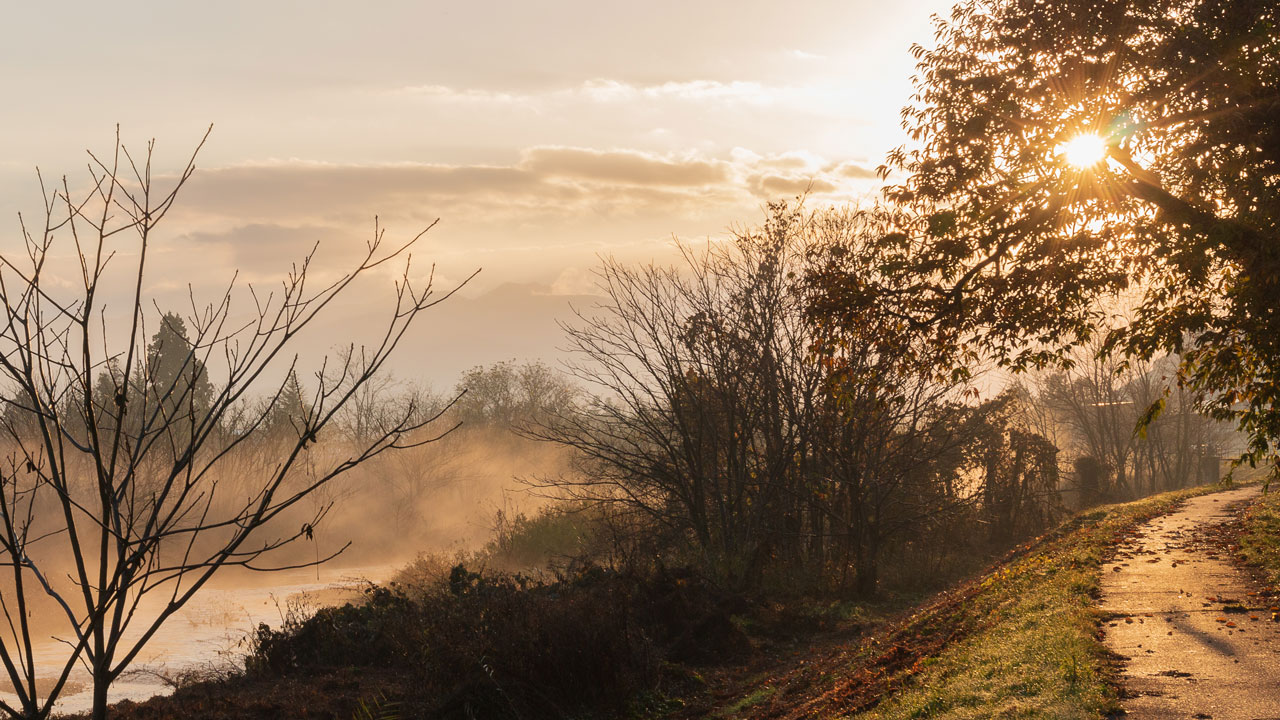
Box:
[2,425,568,712]
[7,565,393,713]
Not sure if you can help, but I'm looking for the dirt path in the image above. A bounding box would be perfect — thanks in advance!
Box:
[1101,485,1280,719]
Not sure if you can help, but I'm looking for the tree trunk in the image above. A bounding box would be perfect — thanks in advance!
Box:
[855,551,878,597]
[855,530,880,597]
[91,665,111,720]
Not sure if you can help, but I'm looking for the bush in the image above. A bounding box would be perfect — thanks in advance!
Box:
[242,565,755,717]
[247,587,424,675]
[485,506,594,570]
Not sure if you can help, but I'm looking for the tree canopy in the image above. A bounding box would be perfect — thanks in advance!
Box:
[876,0,1279,470]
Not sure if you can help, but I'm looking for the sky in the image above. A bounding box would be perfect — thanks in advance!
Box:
[0,0,950,389]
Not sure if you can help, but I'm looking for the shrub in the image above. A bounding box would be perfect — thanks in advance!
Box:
[243,566,754,717]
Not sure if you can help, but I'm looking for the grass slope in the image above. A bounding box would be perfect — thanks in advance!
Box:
[1236,483,1280,591]
[852,485,1227,720]
[707,483,1230,720]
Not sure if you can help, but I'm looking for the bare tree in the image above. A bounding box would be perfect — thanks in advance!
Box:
[0,130,473,719]
[1037,347,1143,499]
[1127,355,1238,493]
[529,203,824,589]
[326,344,410,447]
[802,207,980,595]
[532,203,983,594]
[1027,341,1238,503]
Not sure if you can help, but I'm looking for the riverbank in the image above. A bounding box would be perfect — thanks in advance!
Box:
[58,482,1249,719]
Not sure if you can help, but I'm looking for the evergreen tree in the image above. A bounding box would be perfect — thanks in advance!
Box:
[142,312,213,443]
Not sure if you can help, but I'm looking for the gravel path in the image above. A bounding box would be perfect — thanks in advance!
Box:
[1101,485,1280,719]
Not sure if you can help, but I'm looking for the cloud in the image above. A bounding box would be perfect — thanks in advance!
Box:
[520,147,729,186]
[391,85,524,104]
[748,174,839,197]
[829,161,879,180]
[169,146,880,259]
[178,162,545,225]
[179,223,368,276]
[579,79,774,104]
[550,266,600,296]
[396,79,778,107]
[756,152,823,171]
[180,145,862,226]
[373,78,879,159]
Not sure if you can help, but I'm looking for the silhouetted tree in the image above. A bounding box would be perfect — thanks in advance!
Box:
[0,130,472,720]
[261,369,311,439]
[965,393,1061,543]
[531,204,824,589]
[136,312,215,450]
[454,360,577,429]
[535,204,985,594]
[877,0,1280,475]
[804,206,979,594]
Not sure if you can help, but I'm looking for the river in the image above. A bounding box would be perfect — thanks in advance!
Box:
[0,563,394,716]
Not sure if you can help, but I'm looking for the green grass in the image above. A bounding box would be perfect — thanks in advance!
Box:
[717,685,778,718]
[1237,486,1280,589]
[854,483,1228,720]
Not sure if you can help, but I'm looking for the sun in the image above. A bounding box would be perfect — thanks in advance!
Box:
[1059,133,1109,168]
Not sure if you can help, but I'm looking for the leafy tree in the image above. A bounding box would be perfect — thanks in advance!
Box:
[804,206,980,594]
[880,0,1280,473]
[454,360,577,429]
[964,392,1061,543]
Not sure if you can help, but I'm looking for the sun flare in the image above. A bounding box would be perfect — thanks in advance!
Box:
[1059,133,1109,168]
